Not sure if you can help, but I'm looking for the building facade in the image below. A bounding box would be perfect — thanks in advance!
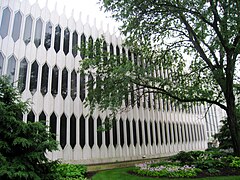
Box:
[0,0,223,164]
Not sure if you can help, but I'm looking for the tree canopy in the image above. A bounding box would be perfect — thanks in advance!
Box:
[80,0,240,155]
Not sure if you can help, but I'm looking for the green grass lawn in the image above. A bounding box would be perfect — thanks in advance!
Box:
[90,167,240,180]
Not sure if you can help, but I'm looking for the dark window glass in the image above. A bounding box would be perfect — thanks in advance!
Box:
[95,39,101,62]
[185,123,188,142]
[97,117,102,148]
[126,119,131,146]
[60,114,67,149]
[63,28,70,55]
[44,22,52,50]
[0,53,4,75]
[41,63,49,95]
[177,123,180,143]
[80,34,86,59]
[50,113,57,140]
[70,115,76,149]
[137,85,140,108]
[105,120,110,148]
[133,120,137,146]
[29,61,39,94]
[155,121,159,145]
[39,111,46,125]
[34,18,43,47]
[144,121,148,145]
[164,122,168,144]
[61,68,68,99]
[12,11,22,42]
[113,120,117,147]
[89,116,94,148]
[159,122,164,144]
[150,122,153,145]
[72,31,78,57]
[130,84,134,107]
[27,110,35,123]
[0,8,11,39]
[23,15,33,45]
[18,58,28,92]
[7,56,16,83]
[120,118,124,147]
[128,50,131,61]
[110,43,114,56]
[51,65,59,97]
[80,115,85,148]
[80,73,85,101]
[169,123,173,144]
[54,25,61,53]
[138,120,143,146]
[182,123,185,142]
[173,123,176,143]
[88,36,93,58]
[71,70,77,100]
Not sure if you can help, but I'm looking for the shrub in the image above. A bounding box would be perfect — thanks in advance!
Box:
[229,157,240,168]
[57,164,87,179]
[0,76,59,179]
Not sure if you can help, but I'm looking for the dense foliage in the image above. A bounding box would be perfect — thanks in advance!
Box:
[0,77,59,179]
[57,164,87,180]
[134,150,240,178]
[80,0,240,155]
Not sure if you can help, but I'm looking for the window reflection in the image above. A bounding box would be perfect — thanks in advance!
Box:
[7,56,16,83]
[12,11,22,42]
[23,15,33,45]
[44,22,52,50]
[29,61,39,94]
[0,8,11,39]
[51,65,59,97]
[80,34,86,59]
[72,31,78,57]
[54,25,61,53]
[61,68,68,99]
[41,63,49,95]
[0,52,4,75]
[71,70,77,100]
[18,58,28,92]
[34,19,43,48]
[80,73,85,101]
[63,28,70,55]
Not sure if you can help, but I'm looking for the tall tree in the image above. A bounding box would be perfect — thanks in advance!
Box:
[80,0,240,155]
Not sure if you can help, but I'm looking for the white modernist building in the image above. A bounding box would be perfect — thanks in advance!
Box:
[0,0,224,164]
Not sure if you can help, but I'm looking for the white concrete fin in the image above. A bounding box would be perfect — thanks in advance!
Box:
[54,1,57,11]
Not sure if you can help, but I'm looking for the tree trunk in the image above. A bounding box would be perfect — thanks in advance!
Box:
[226,99,240,156]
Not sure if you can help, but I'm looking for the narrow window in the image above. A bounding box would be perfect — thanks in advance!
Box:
[88,36,94,58]
[102,41,107,62]
[88,74,93,101]
[150,122,154,145]
[18,58,28,92]
[126,119,131,146]
[51,65,59,97]
[160,122,164,144]
[54,25,61,53]
[50,113,57,140]
[72,31,78,57]
[7,56,16,83]
[133,119,137,146]
[23,15,33,45]
[29,61,39,95]
[80,73,85,101]
[71,70,77,100]
[80,34,86,59]
[113,119,117,147]
[0,8,11,39]
[164,122,168,144]
[34,18,43,48]
[40,63,49,95]
[138,120,143,146]
[120,118,124,147]
[155,121,159,145]
[63,28,70,55]
[144,121,148,145]
[27,110,35,123]
[105,119,110,147]
[97,117,102,148]
[60,114,67,149]
[79,115,85,148]
[70,115,77,149]
[12,11,22,42]
[89,116,94,148]
[44,22,52,50]
[116,45,120,64]
[0,53,4,75]
[61,68,68,99]
[39,111,46,125]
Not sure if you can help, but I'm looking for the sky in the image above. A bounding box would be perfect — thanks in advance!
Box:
[27,0,120,33]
